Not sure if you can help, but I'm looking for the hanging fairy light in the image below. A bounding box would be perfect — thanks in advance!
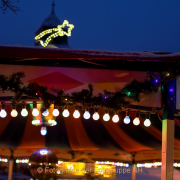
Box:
[42,109,49,117]
[103,111,110,121]
[21,109,28,117]
[11,108,18,117]
[0,109,7,118]
[93,109,99,120]
[40,126,47,136]
[133,112,140,126]
[62,108,69,117]
[32,101,39,117]
[124,110,130,124]
[0,102,7,118]
[112,113,119,123]
[73,109,80,118]
[83,109,90,119]
[144,113,151,127]
[48,120,57,126]
[52,105,59,117]
[21,101,28,117]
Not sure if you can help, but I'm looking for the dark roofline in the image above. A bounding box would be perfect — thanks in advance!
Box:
[0,45,179,61]
[0,45,179,72]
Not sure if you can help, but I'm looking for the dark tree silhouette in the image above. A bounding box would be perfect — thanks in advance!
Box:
[0,0,21,13]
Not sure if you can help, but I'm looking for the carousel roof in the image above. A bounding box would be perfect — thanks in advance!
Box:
[0,45,179,162]
[0,104,180,162]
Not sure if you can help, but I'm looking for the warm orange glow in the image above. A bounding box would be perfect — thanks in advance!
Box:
[56,162,85,175]
[95,164,115,177]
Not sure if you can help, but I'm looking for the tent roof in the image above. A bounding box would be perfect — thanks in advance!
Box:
[0,105,180,162]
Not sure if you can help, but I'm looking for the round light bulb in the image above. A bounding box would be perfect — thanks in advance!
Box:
[21,109,28,117]
[92,112,99,120]
[83,111,90,119]
[42,109,49,117]
[103,113,110,121]
[124,116,130,124]
[32,108,39,117]
[52,109,59,117]
[73,110,80,118]
[133,117,140,126]
[144,119,151,127]
[11,109,18,117]
[40,126,47,136]
[62,109,69,117]
[0,109,7,118]
[112,114,119,123]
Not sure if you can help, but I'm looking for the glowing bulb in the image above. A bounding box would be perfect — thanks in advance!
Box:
[42,109,49,116]
[32,108,39,116]
[11,109,18,117]
[40,126,47,136]
[0,109,7,118]
[40,149,48,155]
[93,112,99,120]
[124,116,130,124]
[144,119,151,127]
[62,109,69,117]
[112,114,119,123]
[73,110,80,118]
[52,109,59,117]
[133,117,140,126]
[21,109,28,117]
[83,111,90,119]
[103,113,110,121]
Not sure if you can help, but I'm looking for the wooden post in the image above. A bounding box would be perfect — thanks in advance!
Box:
[161,80,175,180]
[132,164,136,180]
[8,150,13,180]
[132,153,136,180]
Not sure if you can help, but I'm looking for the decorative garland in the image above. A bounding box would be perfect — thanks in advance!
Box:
[0,66,179,111]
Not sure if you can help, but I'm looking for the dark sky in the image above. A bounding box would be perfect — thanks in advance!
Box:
[1,0,180,53]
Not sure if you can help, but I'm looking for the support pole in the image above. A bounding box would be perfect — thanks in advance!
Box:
[131,153,136,180]
[161,80,175,180]
[8,150,13,180]
[132,164,136,180]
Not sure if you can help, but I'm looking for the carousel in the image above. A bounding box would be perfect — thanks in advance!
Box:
[0,44,180,180]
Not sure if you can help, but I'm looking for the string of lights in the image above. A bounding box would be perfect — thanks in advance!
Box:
[0,69,178,136]
[95,161,129,167]
[16,159,29,163]
[137,162,180,168]
[0,158,8,163]
[0,100,153,136]
[11,158,180,168]
[0,102,152,124]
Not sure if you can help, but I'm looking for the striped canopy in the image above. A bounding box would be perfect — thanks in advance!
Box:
[0,104,180,162]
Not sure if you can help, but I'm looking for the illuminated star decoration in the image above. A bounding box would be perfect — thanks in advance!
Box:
[35,20,74,47]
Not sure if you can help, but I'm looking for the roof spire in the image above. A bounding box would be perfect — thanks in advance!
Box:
[52,0,55,14]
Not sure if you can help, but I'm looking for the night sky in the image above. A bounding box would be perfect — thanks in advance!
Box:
[1,0,180,53]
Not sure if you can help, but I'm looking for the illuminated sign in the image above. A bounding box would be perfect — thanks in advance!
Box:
[35,20,74,47]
